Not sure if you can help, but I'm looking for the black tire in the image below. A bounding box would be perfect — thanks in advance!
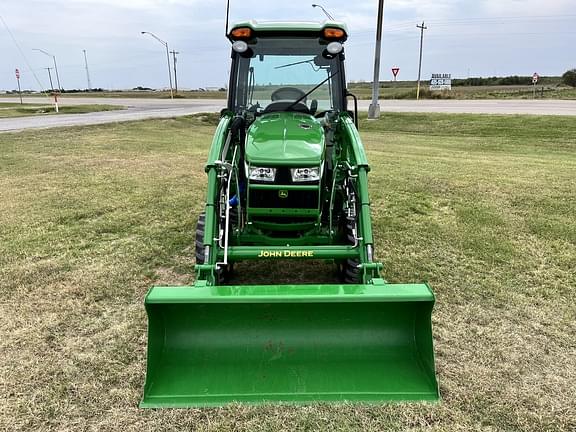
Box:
[195,211,233,283]
[195,212,206,265]
[341,220,362,284]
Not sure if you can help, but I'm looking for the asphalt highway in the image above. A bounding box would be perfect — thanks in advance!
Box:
[0,97,225,132]
[1,97,575,132]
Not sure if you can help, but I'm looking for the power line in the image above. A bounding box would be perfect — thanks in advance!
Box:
[0,13,51,97]
[346,28,576,48]
[424,14,576,25]
[352,14,576,37]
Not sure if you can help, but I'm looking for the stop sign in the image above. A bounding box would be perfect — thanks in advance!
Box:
[15,68,20,79]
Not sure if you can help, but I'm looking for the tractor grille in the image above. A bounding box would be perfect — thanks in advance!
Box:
[249,188,319,209]
[274,168,293,184]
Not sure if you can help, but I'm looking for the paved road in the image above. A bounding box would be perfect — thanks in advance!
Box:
[0,97,225,132]
[357,99,576,116]
[1,97,575,132]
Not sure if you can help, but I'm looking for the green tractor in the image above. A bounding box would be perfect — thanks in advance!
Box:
[141,21,439,407]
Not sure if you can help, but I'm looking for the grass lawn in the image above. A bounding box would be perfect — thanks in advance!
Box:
[0,113,574,431]
[11,84,574,101]
[348,84,576,100]
[0,102,123,118]
[62,90,228,99]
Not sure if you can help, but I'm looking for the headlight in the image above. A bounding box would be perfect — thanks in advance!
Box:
[249,166,276,182]
[232,41,249,53]
[291,167,320,182]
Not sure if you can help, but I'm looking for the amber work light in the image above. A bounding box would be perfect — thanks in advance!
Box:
[323,27,346,40]
[230,27,252,39]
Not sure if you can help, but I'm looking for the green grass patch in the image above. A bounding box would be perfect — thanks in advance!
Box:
[0,113,574,431]
[13,84,575,100]
[348,83,576,100]
[62,90,228,99]
[0,103,123,118]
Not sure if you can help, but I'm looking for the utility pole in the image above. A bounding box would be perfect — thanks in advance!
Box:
[416,21,427,101]
[45,67,54,91]
[82,49,92,90]
[170,50,179,93]
[368,0,385,119]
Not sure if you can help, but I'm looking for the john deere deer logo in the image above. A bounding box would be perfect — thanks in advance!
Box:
[278,190,289,199]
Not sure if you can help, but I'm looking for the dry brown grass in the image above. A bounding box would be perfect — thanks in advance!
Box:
[0,103,123,118]
[0,114,574,431]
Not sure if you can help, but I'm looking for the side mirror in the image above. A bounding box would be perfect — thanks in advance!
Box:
[346,92,359,129]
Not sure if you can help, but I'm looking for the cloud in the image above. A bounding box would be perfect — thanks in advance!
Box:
[1,0,574,90]
[481,0,574,15]
[60,0,201,9]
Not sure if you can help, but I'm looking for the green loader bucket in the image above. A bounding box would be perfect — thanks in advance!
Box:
[140,283,438,407]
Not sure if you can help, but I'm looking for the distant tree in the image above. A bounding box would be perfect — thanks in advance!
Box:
[562,69,576,87]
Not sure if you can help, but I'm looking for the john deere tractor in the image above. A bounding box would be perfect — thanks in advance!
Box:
[141,21,438,407]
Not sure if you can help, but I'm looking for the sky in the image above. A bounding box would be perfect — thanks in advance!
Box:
[0,0,574,91]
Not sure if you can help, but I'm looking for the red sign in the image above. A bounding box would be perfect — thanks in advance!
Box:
[15,68,20,80]
[392,67,400,78]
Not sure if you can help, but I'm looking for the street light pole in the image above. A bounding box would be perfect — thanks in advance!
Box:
[368,0,385,119]
[34,48,62,90]
[52,56,61,90]
[170,50,179,93]
[416,21,427,101]
[141,31,174,100]
[45,67,54,91]
[311,4,335,20]
[82,49,92,90]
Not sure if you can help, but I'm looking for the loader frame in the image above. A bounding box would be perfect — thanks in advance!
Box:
[196,112,381,286]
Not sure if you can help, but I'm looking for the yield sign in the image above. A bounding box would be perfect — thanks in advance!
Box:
[392,67,400,78]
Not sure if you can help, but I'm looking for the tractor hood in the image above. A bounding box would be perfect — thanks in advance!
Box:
[245,113,324,166]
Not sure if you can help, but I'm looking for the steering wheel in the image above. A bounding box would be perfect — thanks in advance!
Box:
[270,87,307,103]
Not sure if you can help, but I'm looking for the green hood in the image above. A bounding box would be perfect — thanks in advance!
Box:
[245,113,324,166]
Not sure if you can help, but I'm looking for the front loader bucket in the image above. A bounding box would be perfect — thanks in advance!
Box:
[140,283,438,407]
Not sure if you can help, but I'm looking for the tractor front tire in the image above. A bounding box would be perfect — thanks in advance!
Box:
[195,212,206,265]
[338,220,362,284]
[195,212,232,284]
